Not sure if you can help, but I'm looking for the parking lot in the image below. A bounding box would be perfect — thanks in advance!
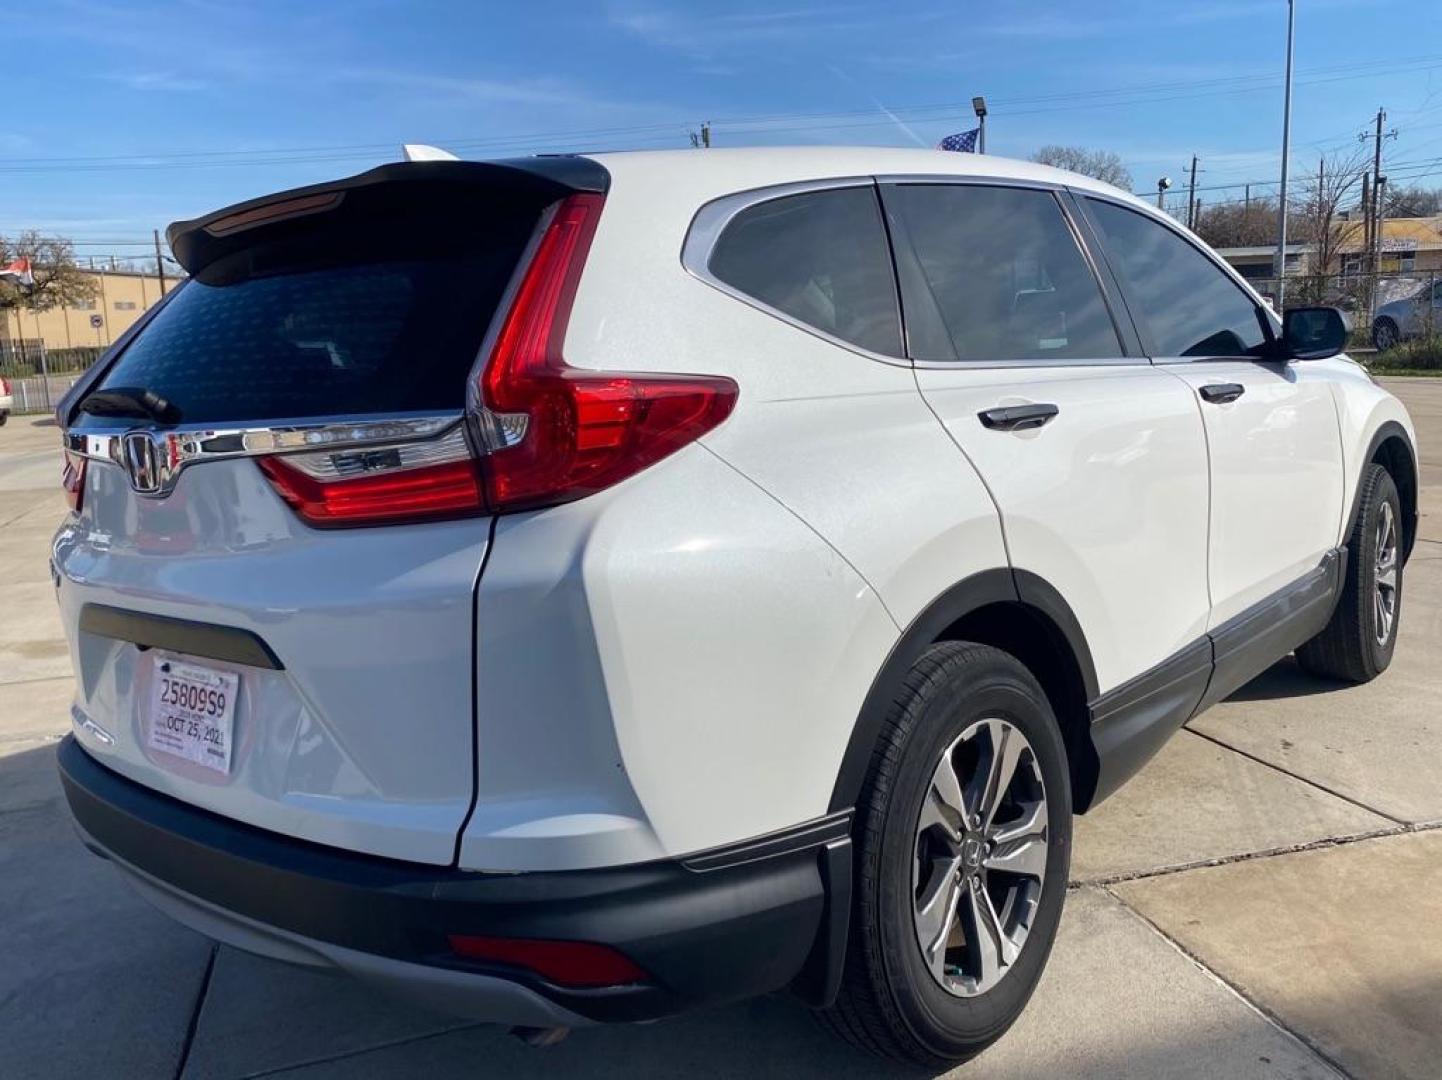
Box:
[2,380,1440,1080]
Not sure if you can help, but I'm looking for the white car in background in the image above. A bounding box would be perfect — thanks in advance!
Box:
[53,148,1416,1068]
[1373,279,1442,350]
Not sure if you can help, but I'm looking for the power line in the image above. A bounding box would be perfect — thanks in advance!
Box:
[3,53,1441,175]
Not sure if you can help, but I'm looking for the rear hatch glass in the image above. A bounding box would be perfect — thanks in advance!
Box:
[73,192,540,426]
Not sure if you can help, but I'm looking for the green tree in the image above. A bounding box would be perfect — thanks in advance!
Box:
[0,231,100,317]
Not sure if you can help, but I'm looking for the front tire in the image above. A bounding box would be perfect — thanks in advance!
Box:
[1297,463,1402,683]
[1373,318,1400,351]
[821,642,1071,1067]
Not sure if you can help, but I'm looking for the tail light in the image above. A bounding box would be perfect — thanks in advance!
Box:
[446,934,649,989]
[474,193,738,513]
[1,376,10,395]
[257,425,484,528]
[62,451,86,513]
[257,192,736,527]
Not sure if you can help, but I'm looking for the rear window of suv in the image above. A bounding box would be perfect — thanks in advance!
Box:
[78,197,540,426]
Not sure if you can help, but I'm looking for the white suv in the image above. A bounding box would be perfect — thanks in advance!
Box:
[54,148,1416,1067]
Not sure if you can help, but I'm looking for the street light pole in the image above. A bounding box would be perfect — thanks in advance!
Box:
[1273,0,1296,309]
[972,96,988,154]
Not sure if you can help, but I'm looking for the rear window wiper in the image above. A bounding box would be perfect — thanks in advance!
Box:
[79,387,183,426]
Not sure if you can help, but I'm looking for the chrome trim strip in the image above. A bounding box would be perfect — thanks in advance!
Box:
[284,424,471,480]
[680,176,911,368]
[876,172,1068,192]
[63,411,464,497]
[912,356,1143,370]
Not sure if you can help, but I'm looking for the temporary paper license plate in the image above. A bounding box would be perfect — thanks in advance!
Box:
[147,659,238,775]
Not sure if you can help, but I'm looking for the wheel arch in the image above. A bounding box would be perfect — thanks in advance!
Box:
[1354,420,1418,563]
[828,569,1102,817]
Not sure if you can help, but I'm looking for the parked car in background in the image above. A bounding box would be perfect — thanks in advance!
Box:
[53,148,1416,1068]
[0,375,12,424]
[1374,280,1442,349]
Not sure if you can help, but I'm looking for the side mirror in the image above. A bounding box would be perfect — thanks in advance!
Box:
[1280,306,1347,361]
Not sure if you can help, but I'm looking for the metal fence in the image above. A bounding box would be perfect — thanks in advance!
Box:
[1234,268,1440,344]
[1,340,106,415]
[6,373,83,416]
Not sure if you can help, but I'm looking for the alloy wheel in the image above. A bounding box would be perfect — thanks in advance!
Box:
[911,717,1048,997]
[1375,499,1399,646]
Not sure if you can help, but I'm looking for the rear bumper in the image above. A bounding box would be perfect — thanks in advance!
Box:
[57,736,849,1025]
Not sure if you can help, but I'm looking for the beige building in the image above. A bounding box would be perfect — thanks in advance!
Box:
[2,268,182,356]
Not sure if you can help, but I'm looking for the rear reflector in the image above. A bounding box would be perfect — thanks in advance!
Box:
[476,192,738,513]
[258,456,484,528]
[62,451,86,513]
[446,934,650,988]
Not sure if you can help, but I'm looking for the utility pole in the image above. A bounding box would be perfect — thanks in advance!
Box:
[1361,172,1372,262]
[153,229,166,294]
[1244,184,1251,217]
[1186,154,1199,229]
[1273,0,1295,309]
[1366,107,1396,321]
[1369,108,1386,283]
[689,121,712,148]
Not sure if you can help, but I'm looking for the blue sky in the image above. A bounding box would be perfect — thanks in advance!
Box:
[5,0,1441,264]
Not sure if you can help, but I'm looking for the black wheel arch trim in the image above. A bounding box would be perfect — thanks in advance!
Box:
[1350,420,1417,563]
[827,568,1099,814]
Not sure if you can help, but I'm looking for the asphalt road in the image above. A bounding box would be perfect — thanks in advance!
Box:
[2,381,1440,1079]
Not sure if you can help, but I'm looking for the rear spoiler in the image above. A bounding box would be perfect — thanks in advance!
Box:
[57,156,608,427]
[166,156,610,275]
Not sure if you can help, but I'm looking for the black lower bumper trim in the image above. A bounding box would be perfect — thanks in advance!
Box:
[57,736,838,1023]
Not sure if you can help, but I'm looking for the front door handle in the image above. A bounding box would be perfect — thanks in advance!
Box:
[978,403,1059,431]
[1199,383,1246,404]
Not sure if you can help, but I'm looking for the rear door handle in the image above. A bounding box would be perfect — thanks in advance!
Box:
[978,403,1059,431]
[1199,383,1246,404]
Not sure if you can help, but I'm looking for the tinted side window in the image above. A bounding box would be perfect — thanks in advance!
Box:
[708,187,903,356]
[886,184,1121,363]
[1086,199,1268,358]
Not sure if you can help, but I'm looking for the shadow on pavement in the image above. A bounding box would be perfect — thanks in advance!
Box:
[1224,656,1346,703]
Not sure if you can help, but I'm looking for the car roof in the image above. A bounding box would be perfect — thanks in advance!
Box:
[582,145,1150,210]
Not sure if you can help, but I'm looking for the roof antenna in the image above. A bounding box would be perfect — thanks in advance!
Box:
[402,144,459,162]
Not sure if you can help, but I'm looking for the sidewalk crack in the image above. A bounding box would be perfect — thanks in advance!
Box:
[173,943,218,1080]
[1103,886,1355,1079]
[1182,726,1406,825]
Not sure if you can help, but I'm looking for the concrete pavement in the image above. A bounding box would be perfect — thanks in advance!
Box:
[3,380,1442,1078]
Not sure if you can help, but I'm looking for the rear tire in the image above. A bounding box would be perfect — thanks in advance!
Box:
[820,642,1071,1067]
[1373,318,1400,351]
[1296,463,1402,683]
[0,412,8,427]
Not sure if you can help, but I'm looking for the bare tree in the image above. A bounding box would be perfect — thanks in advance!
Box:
[1030,146,1132,190]
[1384,184,1442,219]
[1293,147,1370,304]
[1195,197,1281,249]
[0,232,100,316]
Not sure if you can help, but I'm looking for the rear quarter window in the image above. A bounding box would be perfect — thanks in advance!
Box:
[706,186,903,357]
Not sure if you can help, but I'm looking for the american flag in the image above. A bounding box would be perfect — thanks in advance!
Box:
[0,257,34,287]
[937,129,979,153]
